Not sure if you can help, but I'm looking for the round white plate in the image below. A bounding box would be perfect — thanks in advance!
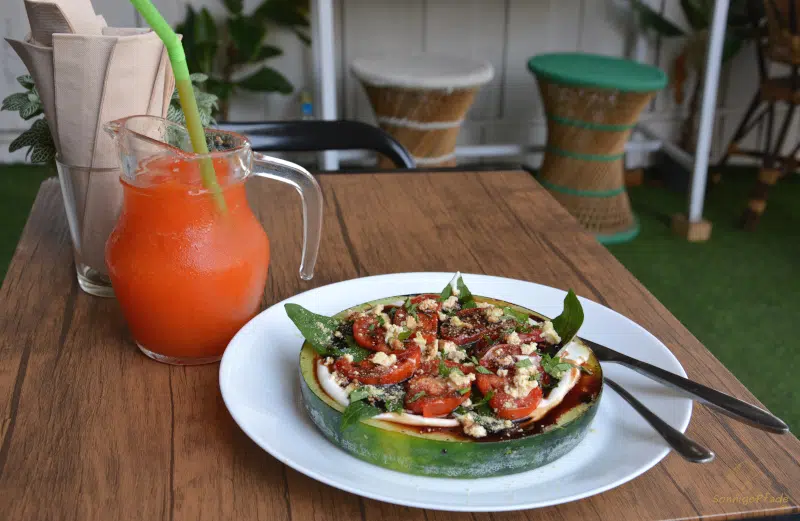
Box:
[219,273,692,512]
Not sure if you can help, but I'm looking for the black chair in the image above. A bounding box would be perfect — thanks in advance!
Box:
[217,120,415,169]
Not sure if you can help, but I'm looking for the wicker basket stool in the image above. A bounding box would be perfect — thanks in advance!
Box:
[528,53,666,244]
[351,54,494,167]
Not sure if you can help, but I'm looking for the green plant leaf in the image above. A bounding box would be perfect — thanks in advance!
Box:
[2,93,30,112]
[502,306,529,325]
[439,279,453,302]
[340,400,381,431]
[631,0,685,37]
[222,0,244,15]
[227,15,266,63]
[237,66,293,93]
[254,0,310,28]
[19,102,42,121]
[29,142,55,164]
[341,336,371,363]
[9,128,37,153]
[254,44,283,61]
[550,290,584,346]
[680,0,710,30]
[17,75,35,90]
[195,7,218,43]
[285,303,339,355]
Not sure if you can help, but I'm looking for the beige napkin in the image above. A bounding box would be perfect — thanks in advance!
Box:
[7,0,175,277]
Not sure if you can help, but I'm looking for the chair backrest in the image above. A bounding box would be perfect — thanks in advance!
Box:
[763,0,800,64]
[216,120,415,169]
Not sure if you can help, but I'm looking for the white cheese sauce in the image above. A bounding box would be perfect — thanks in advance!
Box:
[316,360,460,427]
[526,341,591,421]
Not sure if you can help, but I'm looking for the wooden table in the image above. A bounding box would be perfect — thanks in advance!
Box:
[1,172,798,521]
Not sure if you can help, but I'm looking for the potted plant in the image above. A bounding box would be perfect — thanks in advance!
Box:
[176,0,310,120]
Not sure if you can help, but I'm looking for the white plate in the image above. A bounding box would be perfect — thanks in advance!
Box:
[220,273,692,512]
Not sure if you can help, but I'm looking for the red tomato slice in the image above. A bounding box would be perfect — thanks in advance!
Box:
[334,345,421,385]
[475,350,543,420]
[394,303,439,345]
[404,360,473,417]
[352,314,391,352]
[440,308,505,346]
[518,329,544,344]
[410,294,443,312]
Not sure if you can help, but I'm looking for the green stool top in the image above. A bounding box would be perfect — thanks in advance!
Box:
[527,53,667,93]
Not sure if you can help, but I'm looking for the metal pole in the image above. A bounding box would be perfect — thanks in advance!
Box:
[310,0,339,170]
[688,0,729,222]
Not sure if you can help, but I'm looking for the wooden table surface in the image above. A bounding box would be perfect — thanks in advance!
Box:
[1,172,798,521]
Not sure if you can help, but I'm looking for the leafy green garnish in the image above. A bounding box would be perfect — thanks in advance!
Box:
[397,329,413,341]
[403,297,419,319]
[515,358,533,369]
[385,397,405,413]
[439,281,453,302]
[502,306,529,325]
[551,289,584,345]
[340,400,381,431]
[348,386,370,402]
[377,315,386,327]
[285,303,339,355]
[458,387,471,395]
[470,356,494,374]
[540,353,592,378]
[471,390,495,408]
[457,276,477,309]
[408,391,426,402]
[341,336,371,362]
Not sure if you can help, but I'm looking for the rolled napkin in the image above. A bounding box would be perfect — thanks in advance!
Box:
[7,0,176,280]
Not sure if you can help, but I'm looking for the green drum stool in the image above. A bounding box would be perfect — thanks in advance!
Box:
[528,53,667,244]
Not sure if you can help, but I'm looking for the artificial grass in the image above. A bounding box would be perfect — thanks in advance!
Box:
[607,170,799,432]
[0,164,50,280]
[0,164,796,432]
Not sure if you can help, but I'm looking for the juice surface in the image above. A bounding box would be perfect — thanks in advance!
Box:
[106,156,269,360]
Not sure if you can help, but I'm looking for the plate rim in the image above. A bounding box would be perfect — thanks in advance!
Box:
[220,272,692,512]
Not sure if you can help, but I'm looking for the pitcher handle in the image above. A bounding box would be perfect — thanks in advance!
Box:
[251,153,323,281]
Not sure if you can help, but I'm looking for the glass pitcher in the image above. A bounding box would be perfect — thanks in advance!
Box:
[103,115,322,365]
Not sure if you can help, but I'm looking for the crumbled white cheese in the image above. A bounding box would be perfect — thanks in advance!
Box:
[441,295,459,311]
[503,366,539,398]
[438,311,448,321]
[370,352,397,367]
[504,400,514,408]
[423,338,439,361]
[541,320,561,344]
[496,368,509,377]
[404,315,418,330]
[331,371,348,386]
[458,413,487,438]
[383,323,405,342]
[418,298,438,312]
[324,357,334,365]
[485,306,504,323]
[448,370,475,388]
[370,304,385,316]
[497,355,515,367]
[441,340,467,362]
[520,342,538,355]
[333,330,343,338]
[412,331,427,349]
[342,354,354,363]
[528,317,540,326]
[476,301,493,309]
[506,331,521,345]
[449,316,466,327]
[462,398,472,407]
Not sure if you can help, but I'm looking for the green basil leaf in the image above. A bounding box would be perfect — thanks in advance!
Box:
[502,306,529,325]
[551,289,584,345]
[475,365,493,375]
[397,329,413,341]
[341,336,371,363]
[285,303,339,355]
[348,387,369,402]
[456,276,477,309]
[340,400,381,431]
[471,390,495,408]
[403,297,419,319]
[458,387,471,395]
[439,280,453,302]
[385,397,405,413]
[408,391,426,402]
[515,358,533,368]
[438,360,451,377]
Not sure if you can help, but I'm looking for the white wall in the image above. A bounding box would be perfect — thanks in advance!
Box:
[1,0,797,166]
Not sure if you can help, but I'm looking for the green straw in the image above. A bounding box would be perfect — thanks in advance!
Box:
[130,0,226,212]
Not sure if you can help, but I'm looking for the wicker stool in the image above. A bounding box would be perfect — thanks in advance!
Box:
[351,54,494,167]
[528,53,666,244]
